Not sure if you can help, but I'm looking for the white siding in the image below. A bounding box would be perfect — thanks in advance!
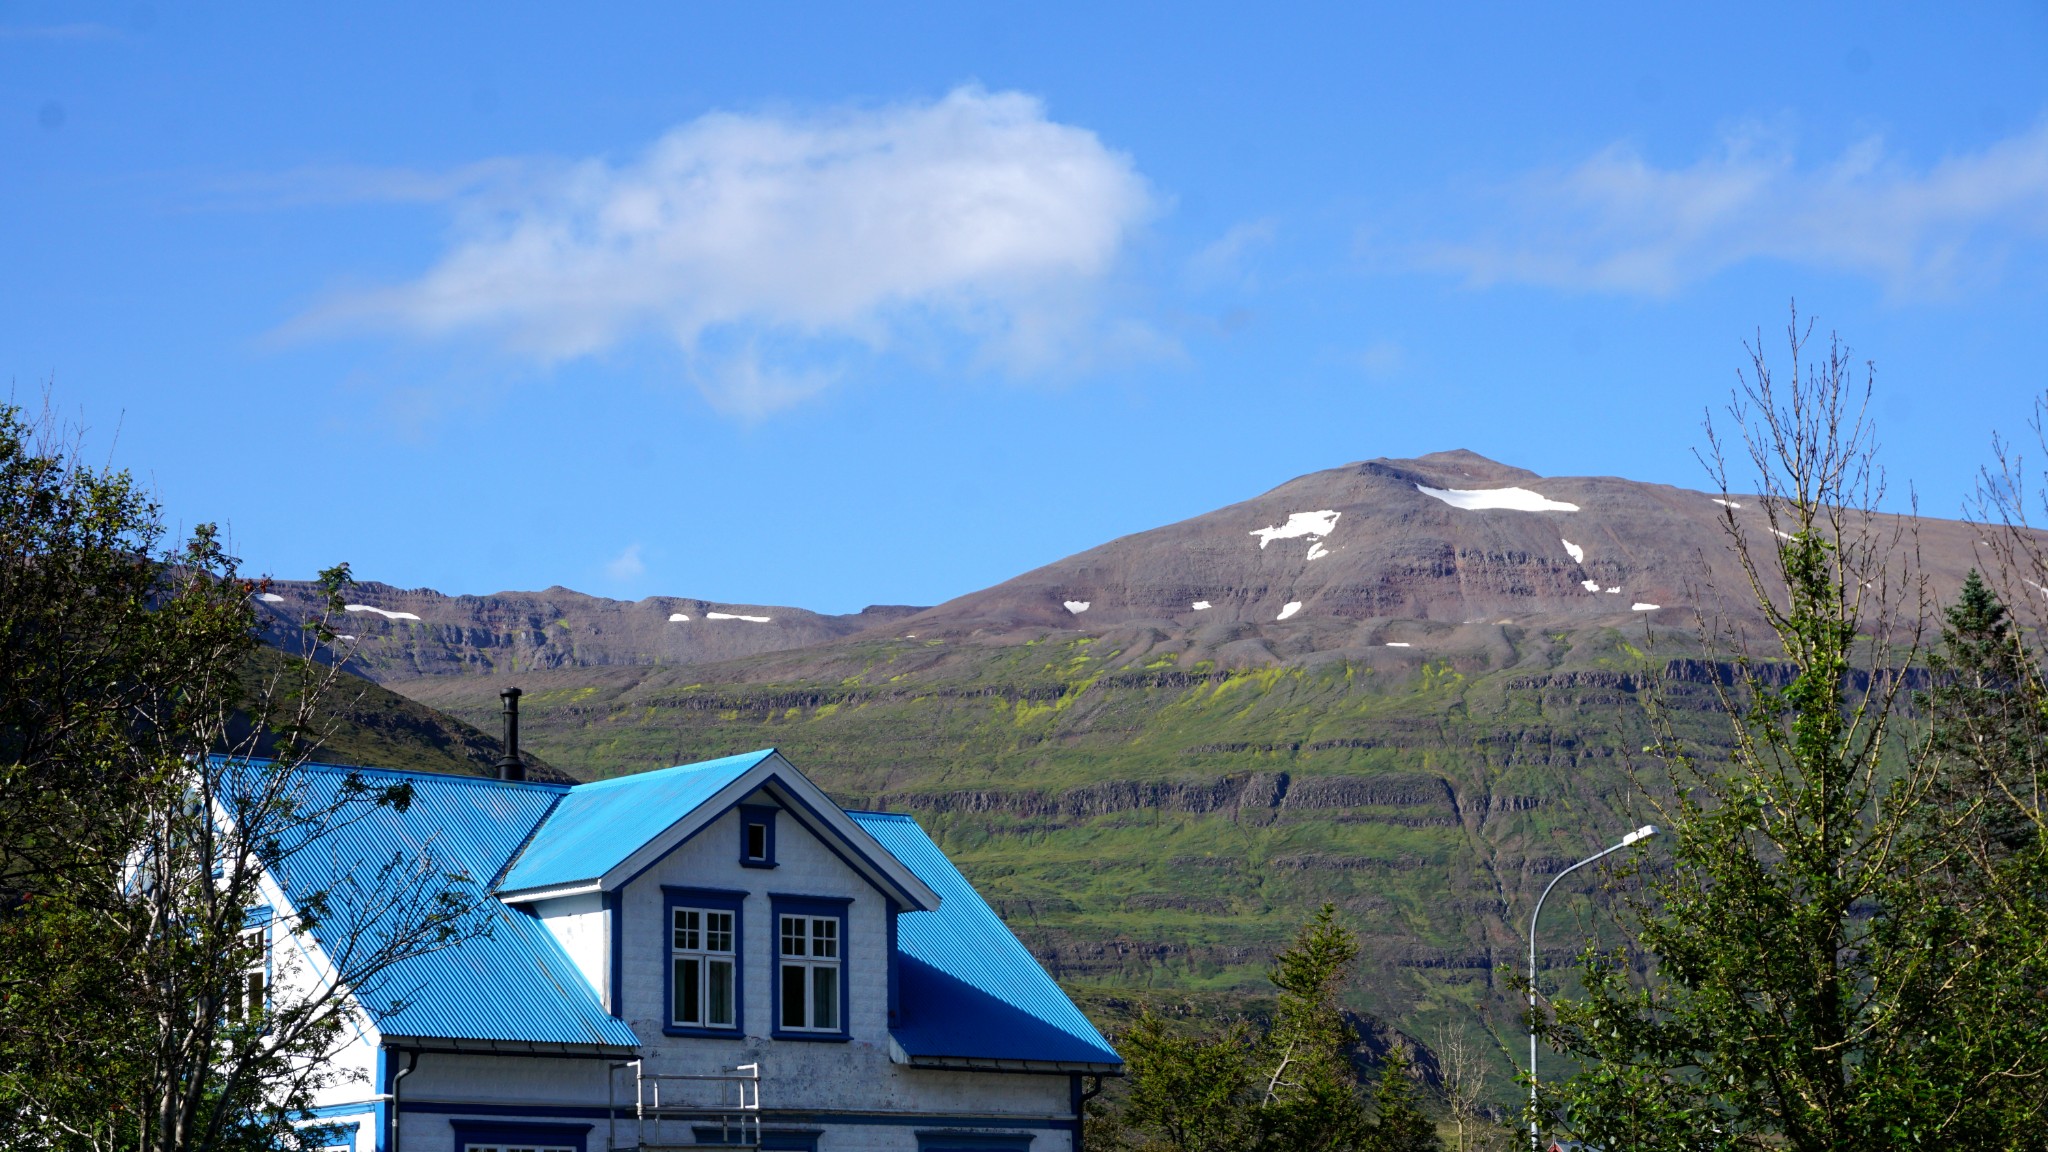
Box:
[532,892,611,1010]
[612,792,1078,1137]
[253,874,381,1115]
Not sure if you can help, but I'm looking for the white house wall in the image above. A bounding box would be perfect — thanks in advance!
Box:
[618,792,1076,1145]
[532,892,611,1011]
[252,871,380,1151]
[252,871,381,1116]
[391,1052,1075,1152]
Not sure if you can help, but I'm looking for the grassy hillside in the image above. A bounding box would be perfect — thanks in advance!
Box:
[398,621,1742,1094]
[241,646,576,782]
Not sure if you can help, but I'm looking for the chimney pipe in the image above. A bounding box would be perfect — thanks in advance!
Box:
[497,687,525,782]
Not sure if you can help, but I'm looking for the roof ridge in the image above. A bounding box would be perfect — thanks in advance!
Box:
[218,754,574,792]
[490,787,574,891]
[569,748,778,792]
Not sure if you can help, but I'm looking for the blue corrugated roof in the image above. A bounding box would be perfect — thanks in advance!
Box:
[224,755,1114,1061]
[228,758,639,1048]
[498,750,774,893]
[850,811,1121,1069]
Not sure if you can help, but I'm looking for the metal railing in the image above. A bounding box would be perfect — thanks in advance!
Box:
[606,1059,761,1150]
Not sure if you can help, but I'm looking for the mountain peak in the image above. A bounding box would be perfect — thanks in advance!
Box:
[1366,449,1542,488]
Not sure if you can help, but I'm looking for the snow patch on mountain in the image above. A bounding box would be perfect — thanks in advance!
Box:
[1562,539,1585,564]
[1416,485,1578,512]
[707,612,771,623]
[1276,601,1302,621]
[1064,601,1090,614]
[345,604,421,621]
[1250,510,1340,548]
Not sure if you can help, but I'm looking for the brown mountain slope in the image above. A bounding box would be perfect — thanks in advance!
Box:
[255,452,2004,689]
[250,580,922,685]
[885,449,1995,657]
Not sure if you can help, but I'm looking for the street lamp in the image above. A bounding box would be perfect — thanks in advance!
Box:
[1528,824,1658,1151]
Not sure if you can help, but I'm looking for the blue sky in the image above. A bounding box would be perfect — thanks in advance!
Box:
[7,3,2048,613]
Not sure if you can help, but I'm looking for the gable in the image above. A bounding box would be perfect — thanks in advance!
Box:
[498,749,774,894]
[497,750,937,911]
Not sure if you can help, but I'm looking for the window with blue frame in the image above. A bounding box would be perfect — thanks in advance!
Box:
[229,921,268,1023]
[770,895,850,1038]
[664,887,745,1035]
[739,804,777,868]
[447,1120,591,1152]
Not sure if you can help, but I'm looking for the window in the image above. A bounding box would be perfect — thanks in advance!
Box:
[663,887,745,1037]
[672,907,737,1029]
[779,914,838,1030]
[771,896,849,1038]
[738,804,777,868]
[228,923,267,1023]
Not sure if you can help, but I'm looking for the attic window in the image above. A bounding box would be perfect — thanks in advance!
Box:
[739,805,777,869]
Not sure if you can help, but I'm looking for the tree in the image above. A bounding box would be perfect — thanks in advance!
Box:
[1923,569,2047,857]
[1116,1012,1259,1152]
[1433,1024,1513,1152]
[0,404,492,1152]
[1537,314,2048,1150]
[1260,905,1375,1151]
[1368,1048,1441,1152]
[1110,905,1442,1152]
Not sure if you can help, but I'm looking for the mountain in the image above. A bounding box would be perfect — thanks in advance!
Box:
[240,645,577,783]
[287,450,1991,685]
[888,447,1987,648]
[286,451,2008,1098]
[250,580,923,683]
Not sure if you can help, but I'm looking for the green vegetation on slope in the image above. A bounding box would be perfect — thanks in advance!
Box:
[398,624,1741,1095]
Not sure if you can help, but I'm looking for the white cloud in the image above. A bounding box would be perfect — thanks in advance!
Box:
[1424,120,2048,297]
[605,544,646,582]
[300,87,1156,412]
[1187,218,1277,287]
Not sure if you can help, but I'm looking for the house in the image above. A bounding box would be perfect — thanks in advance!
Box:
[253,747,1121,1152]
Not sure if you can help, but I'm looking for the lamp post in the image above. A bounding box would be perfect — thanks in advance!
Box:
[1528,824,1658,1151]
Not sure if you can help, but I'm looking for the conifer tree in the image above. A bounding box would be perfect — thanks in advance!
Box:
[1367,1048,1442,1152]
[1537,317,2048,1150]
[1111,905,1442,1152]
